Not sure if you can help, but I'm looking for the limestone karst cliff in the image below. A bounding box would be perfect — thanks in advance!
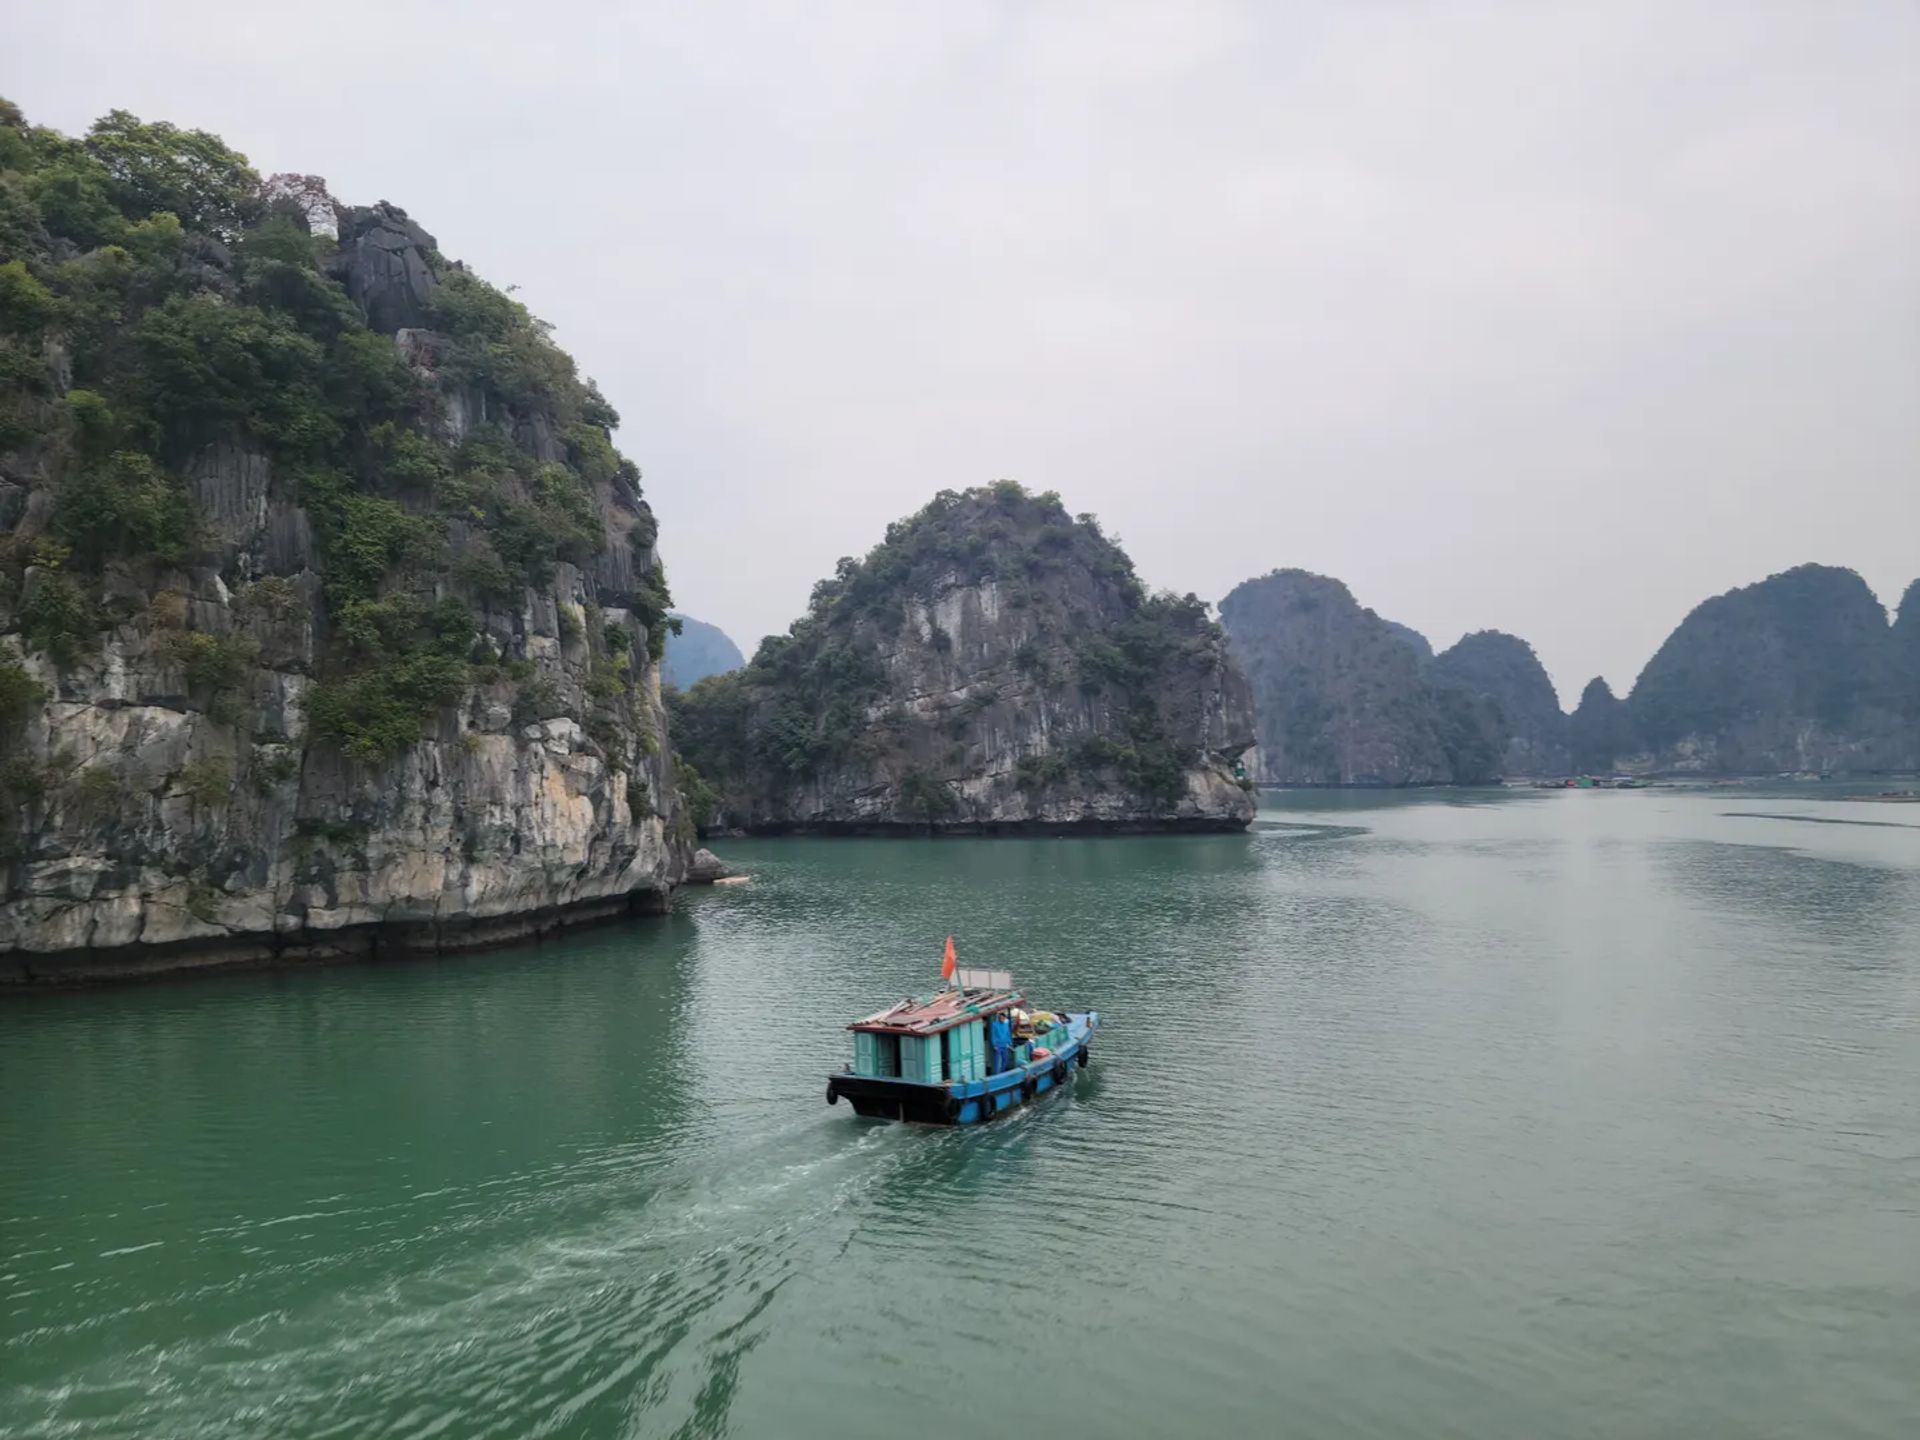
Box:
[670,484,1256,832]
[1431,630,1569,778]
[1610,564,1918,776]
[0,104,689,980]
[1895,580,1920,720]
[1568,677,1638,777]
[1218,570,1505,785]
[1221,560,1920,785]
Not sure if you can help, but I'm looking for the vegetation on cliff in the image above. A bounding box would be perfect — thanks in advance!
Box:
[1894,580,1920,718]
[1614,564,1916,773]
[0,104,669,753]
[1568,677,1638,776]
[1381,619,1432,661]
[0,100,685,957]
[669,483,1253,832]
[1431,630,1569,776]
[1629,565,1888,749]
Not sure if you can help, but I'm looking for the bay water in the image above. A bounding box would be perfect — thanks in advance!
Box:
[2,786,1917,1437]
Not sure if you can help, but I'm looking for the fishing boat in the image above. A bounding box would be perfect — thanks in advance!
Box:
[826,957,1098,1125]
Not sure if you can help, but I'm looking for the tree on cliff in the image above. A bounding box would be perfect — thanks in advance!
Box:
[83,110,261,240]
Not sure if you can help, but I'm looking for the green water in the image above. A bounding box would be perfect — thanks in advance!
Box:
[3,787,1918,1438]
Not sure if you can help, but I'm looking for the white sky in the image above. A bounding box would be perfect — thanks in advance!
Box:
[11,1,1918,704]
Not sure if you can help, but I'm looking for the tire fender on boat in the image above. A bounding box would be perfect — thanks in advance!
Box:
[944,1094,962,1122]
[1076,1046,1090,1068]
[826,1082,840,1106]
[1053,1061,1068,1085]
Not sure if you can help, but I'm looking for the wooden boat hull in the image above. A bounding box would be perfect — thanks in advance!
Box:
[828,1011,1099,1124]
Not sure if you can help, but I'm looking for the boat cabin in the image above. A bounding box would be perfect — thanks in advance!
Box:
[847,972,1020,1086]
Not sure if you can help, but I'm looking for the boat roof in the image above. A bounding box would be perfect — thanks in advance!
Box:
[849,987,1023,1036]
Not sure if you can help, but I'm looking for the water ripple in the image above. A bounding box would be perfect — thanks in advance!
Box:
[3,795,1917,1437]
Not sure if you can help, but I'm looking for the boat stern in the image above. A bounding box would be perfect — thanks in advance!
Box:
[825,1072,960,1124]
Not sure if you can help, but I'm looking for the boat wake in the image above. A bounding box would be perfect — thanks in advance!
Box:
[3,1123,937,1440]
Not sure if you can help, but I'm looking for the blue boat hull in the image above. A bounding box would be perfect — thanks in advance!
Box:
[828,1012,1098,1124]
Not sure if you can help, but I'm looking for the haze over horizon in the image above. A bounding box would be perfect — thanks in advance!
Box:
[11,2,1916,705]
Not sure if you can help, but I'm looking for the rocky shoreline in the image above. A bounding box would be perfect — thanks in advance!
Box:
[719,815,1254,837]
[0,885,675,990]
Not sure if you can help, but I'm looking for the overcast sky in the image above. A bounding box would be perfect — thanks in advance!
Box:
[11,2,1917,703]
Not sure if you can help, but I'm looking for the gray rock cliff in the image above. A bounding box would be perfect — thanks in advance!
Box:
[1568,677,1638,776]
[1220,570,1505,785]
[672,486,1255,833]
[336,203,442,335]
[0,124,691,983]
[1618,564,1917,776]
[1431,630,1570,778]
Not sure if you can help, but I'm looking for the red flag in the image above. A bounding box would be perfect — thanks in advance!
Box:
[941,935,957,982]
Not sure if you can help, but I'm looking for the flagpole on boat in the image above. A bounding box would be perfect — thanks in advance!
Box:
[940,934,958,1092]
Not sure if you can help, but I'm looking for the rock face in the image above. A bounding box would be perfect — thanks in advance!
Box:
[1219,570,1504,785]
[683,848,733,883]
[337,203,441,335]
[1382,619,1433,662]
[1893,580,1920,720]
[1431,630,1569,778]
[1568,677,1638,776]
[0,106,691,982]
[671,485,1255,833]
[1618,564,1917,775]
[662,613,744,689]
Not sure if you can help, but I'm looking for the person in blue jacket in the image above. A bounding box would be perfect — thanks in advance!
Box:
[988,1012,1013,1076]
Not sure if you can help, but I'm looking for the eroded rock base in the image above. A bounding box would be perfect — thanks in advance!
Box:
[0,885,673,989]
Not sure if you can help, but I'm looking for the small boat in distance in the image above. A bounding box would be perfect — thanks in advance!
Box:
[827,958,1098,1124]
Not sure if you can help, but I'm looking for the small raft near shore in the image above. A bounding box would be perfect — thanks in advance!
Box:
[827,971,1098,1125]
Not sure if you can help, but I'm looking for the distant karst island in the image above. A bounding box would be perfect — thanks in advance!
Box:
[668,483,1255,834]
[661,613,742,690]
[1219,564,1919,786]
